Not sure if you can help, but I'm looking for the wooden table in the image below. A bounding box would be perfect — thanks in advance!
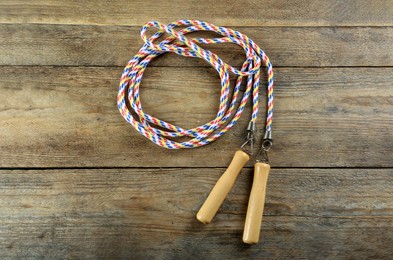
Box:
[1,1,392,259]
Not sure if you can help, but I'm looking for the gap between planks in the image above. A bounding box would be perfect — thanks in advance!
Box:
[0,166,393,171]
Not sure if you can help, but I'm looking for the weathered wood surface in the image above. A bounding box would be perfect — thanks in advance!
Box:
[2,1,393,258]
[2,24,393,67]
[1,0,393,26]
[0,168,392,259]
[1,66,392,168]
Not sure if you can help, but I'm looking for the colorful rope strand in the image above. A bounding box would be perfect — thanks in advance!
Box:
[117,20,274,149]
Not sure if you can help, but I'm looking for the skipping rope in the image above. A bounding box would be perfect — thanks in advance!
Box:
[117,20,275,244]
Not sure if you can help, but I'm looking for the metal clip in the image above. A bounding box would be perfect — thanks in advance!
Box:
[255,130,273,163]
[241,121,256,155]
[262,130,273,151]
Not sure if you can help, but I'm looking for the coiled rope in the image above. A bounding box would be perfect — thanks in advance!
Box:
[117,20,274,149]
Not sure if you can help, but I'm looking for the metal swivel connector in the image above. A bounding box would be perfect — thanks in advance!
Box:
[241,121,256,155]
[262,130,273,151]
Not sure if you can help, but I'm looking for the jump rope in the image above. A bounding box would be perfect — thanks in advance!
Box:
[117,20,274,244]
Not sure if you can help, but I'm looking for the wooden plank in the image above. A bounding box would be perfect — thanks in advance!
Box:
[0,66,392,168]
[0,168,392,259]
[1,24,393,67]
[1,0,393,26]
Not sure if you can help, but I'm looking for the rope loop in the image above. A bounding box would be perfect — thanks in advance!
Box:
[117,20,274,149]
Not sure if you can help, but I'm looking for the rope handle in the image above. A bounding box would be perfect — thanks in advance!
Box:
[117,20,274,149]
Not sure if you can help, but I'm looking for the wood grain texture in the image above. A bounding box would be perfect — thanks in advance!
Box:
[0,168,392,259]
[1,24,393,67]
[1,0,393,26]
[2,2,393,258]
[1,66,392,168]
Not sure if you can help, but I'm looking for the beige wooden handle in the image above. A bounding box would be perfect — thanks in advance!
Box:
[243,162,270,244]
[196,150,250,224]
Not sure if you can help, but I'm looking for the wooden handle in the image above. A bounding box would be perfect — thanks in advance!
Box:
[243,162,270,244]
[196,150,250,224]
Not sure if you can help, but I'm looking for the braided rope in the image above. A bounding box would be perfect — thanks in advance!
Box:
[117,20,274,149]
